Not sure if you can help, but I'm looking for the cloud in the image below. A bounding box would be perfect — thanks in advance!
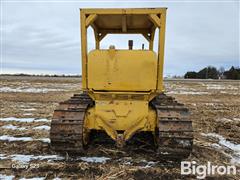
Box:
[1,1,239,75]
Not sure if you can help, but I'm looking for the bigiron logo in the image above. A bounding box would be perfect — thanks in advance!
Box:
[181,161,237,179]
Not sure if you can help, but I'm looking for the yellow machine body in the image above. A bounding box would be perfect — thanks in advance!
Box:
[88,50,157,91]
[85,99,157,144]
[80,8,167,145]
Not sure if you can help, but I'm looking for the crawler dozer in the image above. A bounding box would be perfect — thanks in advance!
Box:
[50,8,193,160]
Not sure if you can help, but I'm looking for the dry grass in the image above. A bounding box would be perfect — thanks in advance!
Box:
[0,76,239,179]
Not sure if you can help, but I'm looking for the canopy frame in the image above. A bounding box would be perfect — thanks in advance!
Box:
[80,8,167,91]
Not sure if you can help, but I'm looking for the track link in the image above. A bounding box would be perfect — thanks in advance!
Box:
[151,94,193,160]
[50,93,93,153]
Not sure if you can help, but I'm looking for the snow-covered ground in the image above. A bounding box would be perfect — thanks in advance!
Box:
[216,117,240,123]
[0,87,64,93]
[33,125,50,131]
[201,133,240,165]
[79,157,110,163]
[0,153,112,164]
[1,124,27,131]
[0,174,15,180]
[1,123,50,131]
[164,82,239,96]
[0,154,64,163]
[0,135,50,143]
[19,178,46,180]
[0,117,50,123]
[0,82,80,93]
[205,84,238,90]
[22,108,36,111]
[167,91,209,95]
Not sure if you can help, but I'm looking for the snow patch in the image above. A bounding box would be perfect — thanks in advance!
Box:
[216,118,240,123]
[0,117,50,123]
[205,103,215,106]
[37,155,64,161]
[140,159,158,168]
[167,91,209,95]
[34,118,49,122]
[206,84,238,90]
[23,108,36,111]
[2,154,111,164]
[1,124,26,131]
[38,138,50,143]
[202,133,240,152]
[0,154,7,160]
[0,174,15,180]
[0,117,35,122]
[219,91,239,95]
[0,135,50,143]
[10,154,33,163]
[211,143,222,149]
[1,124,52,131]
[0,135,33,142]
[0,154,64,163]
[19,178,45,180]
[233,118,240,122]
[201,133,240,165]
[144,161,157,168]
[216,118,233,123]
[206,84,225,90]
[23,113,33,116]
[33,125,50,131]
[80,157,110,163]
[0,86,65,93]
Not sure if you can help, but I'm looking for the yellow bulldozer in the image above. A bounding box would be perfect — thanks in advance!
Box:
[50,8,193,160]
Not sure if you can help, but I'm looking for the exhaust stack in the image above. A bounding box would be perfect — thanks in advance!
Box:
[128,40,133,50]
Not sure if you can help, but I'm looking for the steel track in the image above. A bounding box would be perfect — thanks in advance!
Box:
[50,93,93,152]
[50,93,193,160]
[151,94,193,160]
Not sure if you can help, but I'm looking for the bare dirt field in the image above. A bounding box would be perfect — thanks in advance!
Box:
[0,76,239,179]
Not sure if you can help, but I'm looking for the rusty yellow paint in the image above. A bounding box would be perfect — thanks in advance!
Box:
[79,8,167,143]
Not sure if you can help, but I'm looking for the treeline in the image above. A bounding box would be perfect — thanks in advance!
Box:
[0,74,82,78]
[184,66,240,80]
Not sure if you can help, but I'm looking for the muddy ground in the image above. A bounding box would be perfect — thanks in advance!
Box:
[0,76,239,179]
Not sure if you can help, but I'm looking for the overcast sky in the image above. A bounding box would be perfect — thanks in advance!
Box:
[1,0,239,76]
